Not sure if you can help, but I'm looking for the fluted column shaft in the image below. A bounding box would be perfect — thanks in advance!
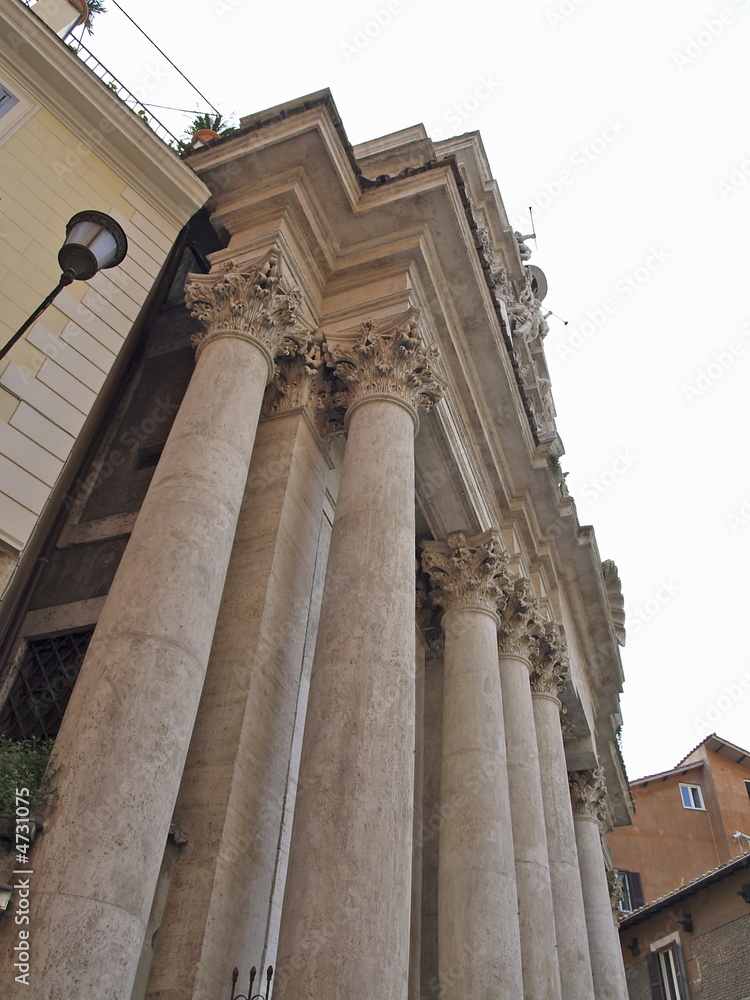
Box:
[5,255,309,1000]
[274,321,443,1000]
[571,771,629,1000]
[532,694,595,1000]
[421,530,523,1000]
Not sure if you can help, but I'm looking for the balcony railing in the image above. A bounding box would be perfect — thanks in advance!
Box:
[19,0,181,148]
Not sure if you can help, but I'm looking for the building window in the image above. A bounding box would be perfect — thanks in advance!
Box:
[0,628,94,739]
[679,782,704,810]
[745,779,750,802]
[0,84,19,118]
[647,944,688,1000]
[615,870,644,912]
[0,74,39,145]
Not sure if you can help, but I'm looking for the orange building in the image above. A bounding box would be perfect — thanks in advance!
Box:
[618,852,750,1000]
[609,734,750,910]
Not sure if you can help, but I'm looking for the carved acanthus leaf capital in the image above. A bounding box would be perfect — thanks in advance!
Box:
[497,578,540,658]
[569,767,607,822]
[607,868,625,918]
[262,336,345,436]
[325,318,445,416]
[420,529,510,615]
[185,252,311,361]
[529,620,570,697]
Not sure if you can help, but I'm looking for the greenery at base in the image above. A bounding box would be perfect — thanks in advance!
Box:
[0,736,56,816]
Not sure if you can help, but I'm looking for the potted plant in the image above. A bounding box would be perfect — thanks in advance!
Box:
[84,0,106,33]
[185,113,235,146]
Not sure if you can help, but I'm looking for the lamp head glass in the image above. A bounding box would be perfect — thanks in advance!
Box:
[58,211,128,281]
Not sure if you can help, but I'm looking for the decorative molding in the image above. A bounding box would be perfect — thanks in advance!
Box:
[569,767,607,822]
[420,529,510,616]
[262,336,344,436]
[607,868,625,918]
[497,577,540,658]
[185,252,311,363]
[529,620,570,697]
[602,559,627,647]
[325,317,444,419]
[560,704,576,741]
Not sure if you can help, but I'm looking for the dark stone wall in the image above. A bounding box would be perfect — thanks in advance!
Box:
[690,913,750,1000]
[24,230,217,617]
[625,961,652,1000]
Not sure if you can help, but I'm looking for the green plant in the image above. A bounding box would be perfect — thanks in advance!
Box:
[83,0,107,36]
[547,452,562,478]
[0,736,56,816]
[183,112,235,142]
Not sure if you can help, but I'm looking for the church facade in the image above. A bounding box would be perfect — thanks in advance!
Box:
[0,87,632,1000]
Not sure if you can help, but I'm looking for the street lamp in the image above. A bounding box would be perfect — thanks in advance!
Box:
[0,211,128,362]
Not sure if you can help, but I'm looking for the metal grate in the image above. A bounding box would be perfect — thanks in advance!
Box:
[0,628,94,739]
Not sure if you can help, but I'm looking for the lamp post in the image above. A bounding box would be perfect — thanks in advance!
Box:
[0,210,128,362]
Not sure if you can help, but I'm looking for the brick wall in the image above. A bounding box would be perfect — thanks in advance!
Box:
[626,961,652,1000]
[690,914,750,1000]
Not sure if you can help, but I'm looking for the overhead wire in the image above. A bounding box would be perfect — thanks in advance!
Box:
[109,0,223,117]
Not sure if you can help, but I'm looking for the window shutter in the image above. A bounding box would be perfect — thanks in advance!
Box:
[673,944,689,1000]
[646,953,666,1000]
[630,871,645,909]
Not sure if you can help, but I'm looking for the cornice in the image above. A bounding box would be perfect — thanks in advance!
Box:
[0,1,209,230]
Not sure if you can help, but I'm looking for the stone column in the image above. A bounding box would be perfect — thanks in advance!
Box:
[10,254,310,1000]
[273,319,443,1000]
[497,582,562,1000]
[142,349,333,1000]
[529,624,595,1000]
[421,530,524,1000]
[570,769,629,1000]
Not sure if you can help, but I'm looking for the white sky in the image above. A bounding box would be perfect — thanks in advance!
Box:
[81,0,750,781]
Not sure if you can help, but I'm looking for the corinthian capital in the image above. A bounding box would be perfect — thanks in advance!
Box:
[420,529,510,615]
[326,318,444,417]
[262,336,344,437]
[569,767,607,822]
[185,252,311,362]
[529,621,570,697]
[497,578,540,658]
